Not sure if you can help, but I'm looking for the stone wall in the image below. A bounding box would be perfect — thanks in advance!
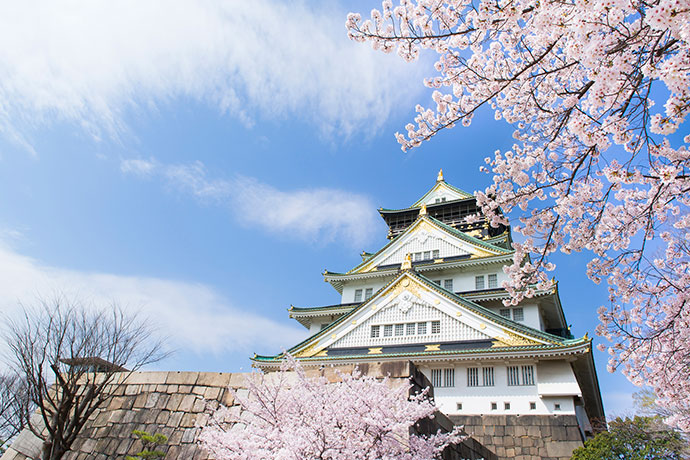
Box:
[450,414,583,460]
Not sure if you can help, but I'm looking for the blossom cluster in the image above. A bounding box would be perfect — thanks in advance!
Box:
[348,0,690,430]
[199,356,464,459]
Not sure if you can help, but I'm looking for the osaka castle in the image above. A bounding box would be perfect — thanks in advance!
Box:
[253,170,604,442]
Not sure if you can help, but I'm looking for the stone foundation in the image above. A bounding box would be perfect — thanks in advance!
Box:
[450,414,583,460]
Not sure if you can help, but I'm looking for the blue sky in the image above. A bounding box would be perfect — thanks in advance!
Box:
[0,0,637,416]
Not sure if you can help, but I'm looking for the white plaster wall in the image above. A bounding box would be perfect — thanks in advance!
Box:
[536,361,582,397]
[340,279,392,304]
[417,362,577,416]
[486,303,541,330]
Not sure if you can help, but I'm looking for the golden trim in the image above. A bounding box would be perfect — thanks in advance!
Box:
[315,350,328,357]
[424,344,441,351]
[479,323,486,330]
[456,311,462,317]
[351,320,357,325]
[368,347,383,354]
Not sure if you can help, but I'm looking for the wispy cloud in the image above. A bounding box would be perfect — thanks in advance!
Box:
[122,159,380,246]
[0,1,425,150]
[0,240,305,357]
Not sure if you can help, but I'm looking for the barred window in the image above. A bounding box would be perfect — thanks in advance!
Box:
[522,365,535,385]
[499,308,511,319]
[491,402,497,410]
[424,251,431,260]
[383,325,393,337]
[434,280,442,285]
[488,274,498,288]
[507,365,520,386]
[513,308,524,322]
[354,289,363,302]
[364,288,373,300]
[431,320,441,334]
[467,368,479,387]
[433,249,440,259]
[482,367,495,386]
[443,279,454,291]
[475,275,485,290]
[431,369,442,387]
[406,323,416,335]
[417,322,427,335]
[395,324,404,336]
[444,368,455,387]
[504,402,511,410]
[370,325,380,338]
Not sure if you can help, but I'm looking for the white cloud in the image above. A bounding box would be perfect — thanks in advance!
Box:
[0,1,425,149]
[0,240,305,357]
[120,158,157,177]
[122,158,381,246]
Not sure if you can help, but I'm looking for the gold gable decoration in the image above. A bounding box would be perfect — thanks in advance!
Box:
[491,329,541,348]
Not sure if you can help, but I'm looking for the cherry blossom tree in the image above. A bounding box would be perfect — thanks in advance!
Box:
[199,356,463,460]
[346,0,690,430]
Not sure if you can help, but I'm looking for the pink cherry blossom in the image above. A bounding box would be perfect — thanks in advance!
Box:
[199,355,464,459]
[348,0,690,431]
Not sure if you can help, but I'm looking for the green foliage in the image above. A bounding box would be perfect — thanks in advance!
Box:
[571,416,686,460]
[125,430,168,460]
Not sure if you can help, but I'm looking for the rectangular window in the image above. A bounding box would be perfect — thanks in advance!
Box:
[475,275,485,290]
[370,325,380,338]
[444,368,455,387]
[491,402,497,410]
[513,308,524,322]
[488,274,498,288]
[432,249,440,259]
[431,320,441,334]
[507,366,520,386]
[431,369,442,387]
[443,279,453,291]
[354,289,363,302]
[482,367,495,386]
[417,322,427,335]
[499,308,511,319]
[504,402,511,410]
[467,368,479,387]
[413,252,421,261]
[522,365,535,385]
[423,251,431,260]
[554,403,561,411]
[434,280,441,285]
[394,324,404,336]
[383,325,393,337]
[406,323,416,335]
[530,402,537,410]
[364,288,373,300]
[456,402,463,411]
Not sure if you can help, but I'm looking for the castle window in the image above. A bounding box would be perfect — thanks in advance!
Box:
[522,365,535,385]
[383,325,393,337]
[456,402,463,411]
[554,403,561,411]
[504,402,511,410]
[530,402,537,410]
[424,251,431,260]
[444,368,455,387]
[475,275,485,290]
[370,325,380,338]
[507,366,520,386]
[482,367,495,386]
[364,288,373,300]
[354,289,363,302]
[431,369,442,387]
[433,249,440,259]
[443,279,454,291]
[417,322,427,335]
[513,308,524,322]
[499,308,511,319]
[432,368,454,387]
[488,274,498,288]
[431,321,441,334]
[434,280,441,285]
[395,324,404,336]
[491,402,497,410]
[406,323,416,335]
[467,368,479,387]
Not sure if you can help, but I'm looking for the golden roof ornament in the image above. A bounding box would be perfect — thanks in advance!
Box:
[419,204,428,215]
[401,253,412,270]
[437,169,444,182]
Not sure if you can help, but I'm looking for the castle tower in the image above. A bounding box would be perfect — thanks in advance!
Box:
[254,171,604,458]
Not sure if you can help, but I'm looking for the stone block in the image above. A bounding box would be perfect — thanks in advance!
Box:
[166,394,185,411]
[132,393,148,409]
[228,373,250,389]
[197,372,232,388]
[178,394,198,412]
[123,372,170,385]
[203,386,221,400]
[165,372,199,386]
[546,440,582,458]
